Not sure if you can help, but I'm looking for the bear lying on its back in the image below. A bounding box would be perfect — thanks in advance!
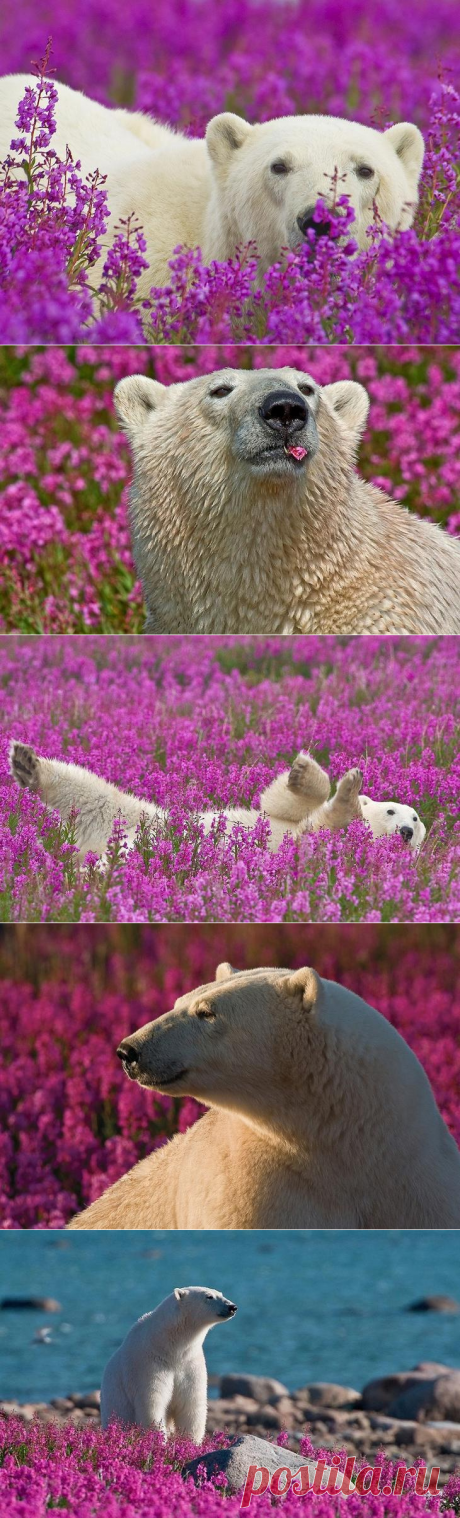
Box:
[115,366,460,634]
[0,76,424,302]
[9,743,427,860]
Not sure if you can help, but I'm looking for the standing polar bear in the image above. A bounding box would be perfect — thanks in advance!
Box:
[9,742,426,859]
[100,1287,237,1438]
[67,963,460,1232]
[114,366,460,634]
[0,76,424,299]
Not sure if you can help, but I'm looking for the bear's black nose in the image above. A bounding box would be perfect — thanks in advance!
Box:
[259,389,307,435]
[116,1040,139,1066]
[227,1303,237,1315]
[400,826,413,843]
[297,211,331,239]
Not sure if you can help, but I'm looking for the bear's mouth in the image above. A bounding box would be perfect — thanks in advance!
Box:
[135,1068,189,1089]
[247,443,309,471]
[120,1058,189,1088]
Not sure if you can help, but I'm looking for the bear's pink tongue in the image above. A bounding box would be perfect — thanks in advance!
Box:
[285,444,308,460]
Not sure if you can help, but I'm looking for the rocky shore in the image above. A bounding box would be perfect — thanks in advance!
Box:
[2,1365,460,1485]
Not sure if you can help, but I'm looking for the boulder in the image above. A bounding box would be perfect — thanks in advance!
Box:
[389,1372,460,1424]
[70,1392,101,1410]
[406,1296,459,1314]
[247,1399,296,1430]
[220,1375,288,1403]
[361,1367,450,1413]
[183,1435,347,1495]
[300,1383,361,1410]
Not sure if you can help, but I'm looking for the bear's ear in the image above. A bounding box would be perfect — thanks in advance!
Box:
[321,380,370,449]
[174,1288,187,1301]
[206,112,253,176]
[114,376,167,438]
[215,962,236,982]
[383,123,424,193]
[280,967,319,1012]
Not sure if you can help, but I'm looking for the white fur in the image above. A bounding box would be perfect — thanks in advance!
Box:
[100,1287,236,1437]
[68,963,460,1230]
[114,366,460,636]
[359,795,426,850]
[0,76,424,301]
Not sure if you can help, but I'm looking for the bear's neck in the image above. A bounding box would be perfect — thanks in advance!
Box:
[136,459,359,635]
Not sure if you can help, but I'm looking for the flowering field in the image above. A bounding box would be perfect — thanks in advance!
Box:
[1,634,459,924]
[1,345,460,636]
[0,922,459,1226]
[0,1420,458,1518]
[0,0,459,342]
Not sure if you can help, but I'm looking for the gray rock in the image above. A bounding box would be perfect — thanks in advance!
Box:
[301,1383,361,1410]
[362,1368,450,1413]
[183,1435,341,1495]
[74,1392,101,1410]
[247,1399,296,1431]
[412,1363,453,1376]
[389,1372,460,1424]
[406,1296,459,1314]
[220,1375,288,1403]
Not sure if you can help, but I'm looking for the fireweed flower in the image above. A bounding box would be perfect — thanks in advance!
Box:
[0,921,458,1226]
[0,916,458,1226]
[0,634,459,925]
[0,1416,455,1515]
[0,5,459,341]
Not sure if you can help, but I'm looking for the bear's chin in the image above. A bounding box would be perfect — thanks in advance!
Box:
[244,449,309,478]
[135,1067,189,1090]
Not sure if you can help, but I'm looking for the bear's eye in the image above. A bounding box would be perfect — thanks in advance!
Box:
[298,383,315,397]
[209,385,234,398]
[205,1293,214,1300]
[356,164,374,179]
[386,809,395,815]
[413,815,418,822]
[270,160,291,175]
[194,1000,216,1020]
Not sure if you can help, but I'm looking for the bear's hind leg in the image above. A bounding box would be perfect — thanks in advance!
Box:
[260,752,331,828]
[287,751,331,809]
[319,767,363,831]
[9,741,42,793]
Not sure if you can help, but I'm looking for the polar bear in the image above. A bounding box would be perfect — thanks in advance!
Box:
[114,367,460,635]
[67,963,460,1231]
[359,795,425,848]
[0,75,424,300]
[100,1287,237,1438]
[8,742,425,859]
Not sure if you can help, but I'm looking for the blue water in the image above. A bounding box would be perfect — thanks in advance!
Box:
[0,1231,459,1404]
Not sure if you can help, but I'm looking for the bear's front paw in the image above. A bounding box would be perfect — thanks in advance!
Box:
[9,740,40,791]
[335,766,363,801]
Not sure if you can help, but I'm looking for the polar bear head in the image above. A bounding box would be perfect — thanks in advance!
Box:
[205,112,424,262]
[172,1286,237,1328]
[359,796,426,850]
[116,963,434,1153]
[115,365,369,495]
